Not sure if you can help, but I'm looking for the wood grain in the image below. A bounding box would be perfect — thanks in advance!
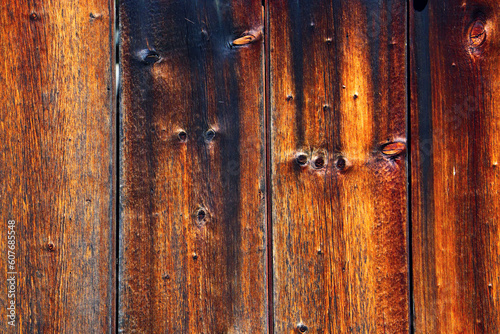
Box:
[411,0,500,332]
[269,1,409,332]
[0,1,116,332]
[118,0,266,332]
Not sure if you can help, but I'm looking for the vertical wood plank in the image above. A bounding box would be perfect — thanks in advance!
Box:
[0,1,116,332]
[411,1,500,332]
[119,0,266,332]
[269,1,408,332]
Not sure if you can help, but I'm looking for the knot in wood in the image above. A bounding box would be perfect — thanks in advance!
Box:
[469,20,486,48]
[231,30,261,46]
[381,142,406,158]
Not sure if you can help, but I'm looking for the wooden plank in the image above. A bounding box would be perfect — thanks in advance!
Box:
[411,0,500,332]
[0,1,116,332]
[269,0,408,332]
[118,0,266,332]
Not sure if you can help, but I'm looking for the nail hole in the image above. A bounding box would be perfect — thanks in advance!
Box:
[197,209,206,221]
[312,156,326,169]
[30,12,39,21]
[413,0,428,12]
[192,252,198,260]
[336,157,347,171]
[139,49,161,65]
[89,12,102,19]
[286,95,294,101]
[178,131,187,142]
[381,142,406,158]
[205,129,216,142]
[47,243,55,252]
[298,324,308,332]
[296,154,309,166]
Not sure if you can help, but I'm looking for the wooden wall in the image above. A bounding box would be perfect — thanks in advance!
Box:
[1,0,500,333]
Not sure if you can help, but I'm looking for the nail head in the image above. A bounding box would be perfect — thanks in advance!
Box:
[312,156,326,169]
[178,130,187,142]
[205,129,216,142]
[298,324,308,332]
[296,153,309,166]
[336,157,347,171]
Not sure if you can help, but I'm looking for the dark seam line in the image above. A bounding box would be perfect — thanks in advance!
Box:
[114,0,120,332]
[264,0,274,333]
[407,1,414,333]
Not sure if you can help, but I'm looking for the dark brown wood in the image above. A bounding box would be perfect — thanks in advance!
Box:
[118,0,267,332]
[411,0,500,332]
[269,0,409,332]
[0,1,116,332]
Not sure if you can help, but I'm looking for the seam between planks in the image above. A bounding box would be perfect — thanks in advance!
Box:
[264,0,274,333]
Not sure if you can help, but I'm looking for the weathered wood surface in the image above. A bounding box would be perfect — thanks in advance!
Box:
[0,1,116,333]
[119,0,266,332]
[269,0,409,332]
[411,0,500,332]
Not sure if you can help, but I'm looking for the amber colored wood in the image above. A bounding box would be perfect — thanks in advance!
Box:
[269,0,408,332]
[119,0,266,332]
[411,1,500,332]
[0,1,116,333]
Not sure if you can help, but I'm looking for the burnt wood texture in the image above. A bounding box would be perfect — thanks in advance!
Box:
[118,0,266,332]
[0,1,116,333]
[411,0,500,332]
[269,0,409,333]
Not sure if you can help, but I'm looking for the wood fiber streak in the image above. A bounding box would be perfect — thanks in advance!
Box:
[0,1,116,333]
[119,0,266,332]
[269,1,408,332]
[411,1,500,332]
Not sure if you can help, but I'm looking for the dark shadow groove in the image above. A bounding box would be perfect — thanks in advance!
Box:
[406,1,414,333]
[115,0,120,333]
[264,1,274,333]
